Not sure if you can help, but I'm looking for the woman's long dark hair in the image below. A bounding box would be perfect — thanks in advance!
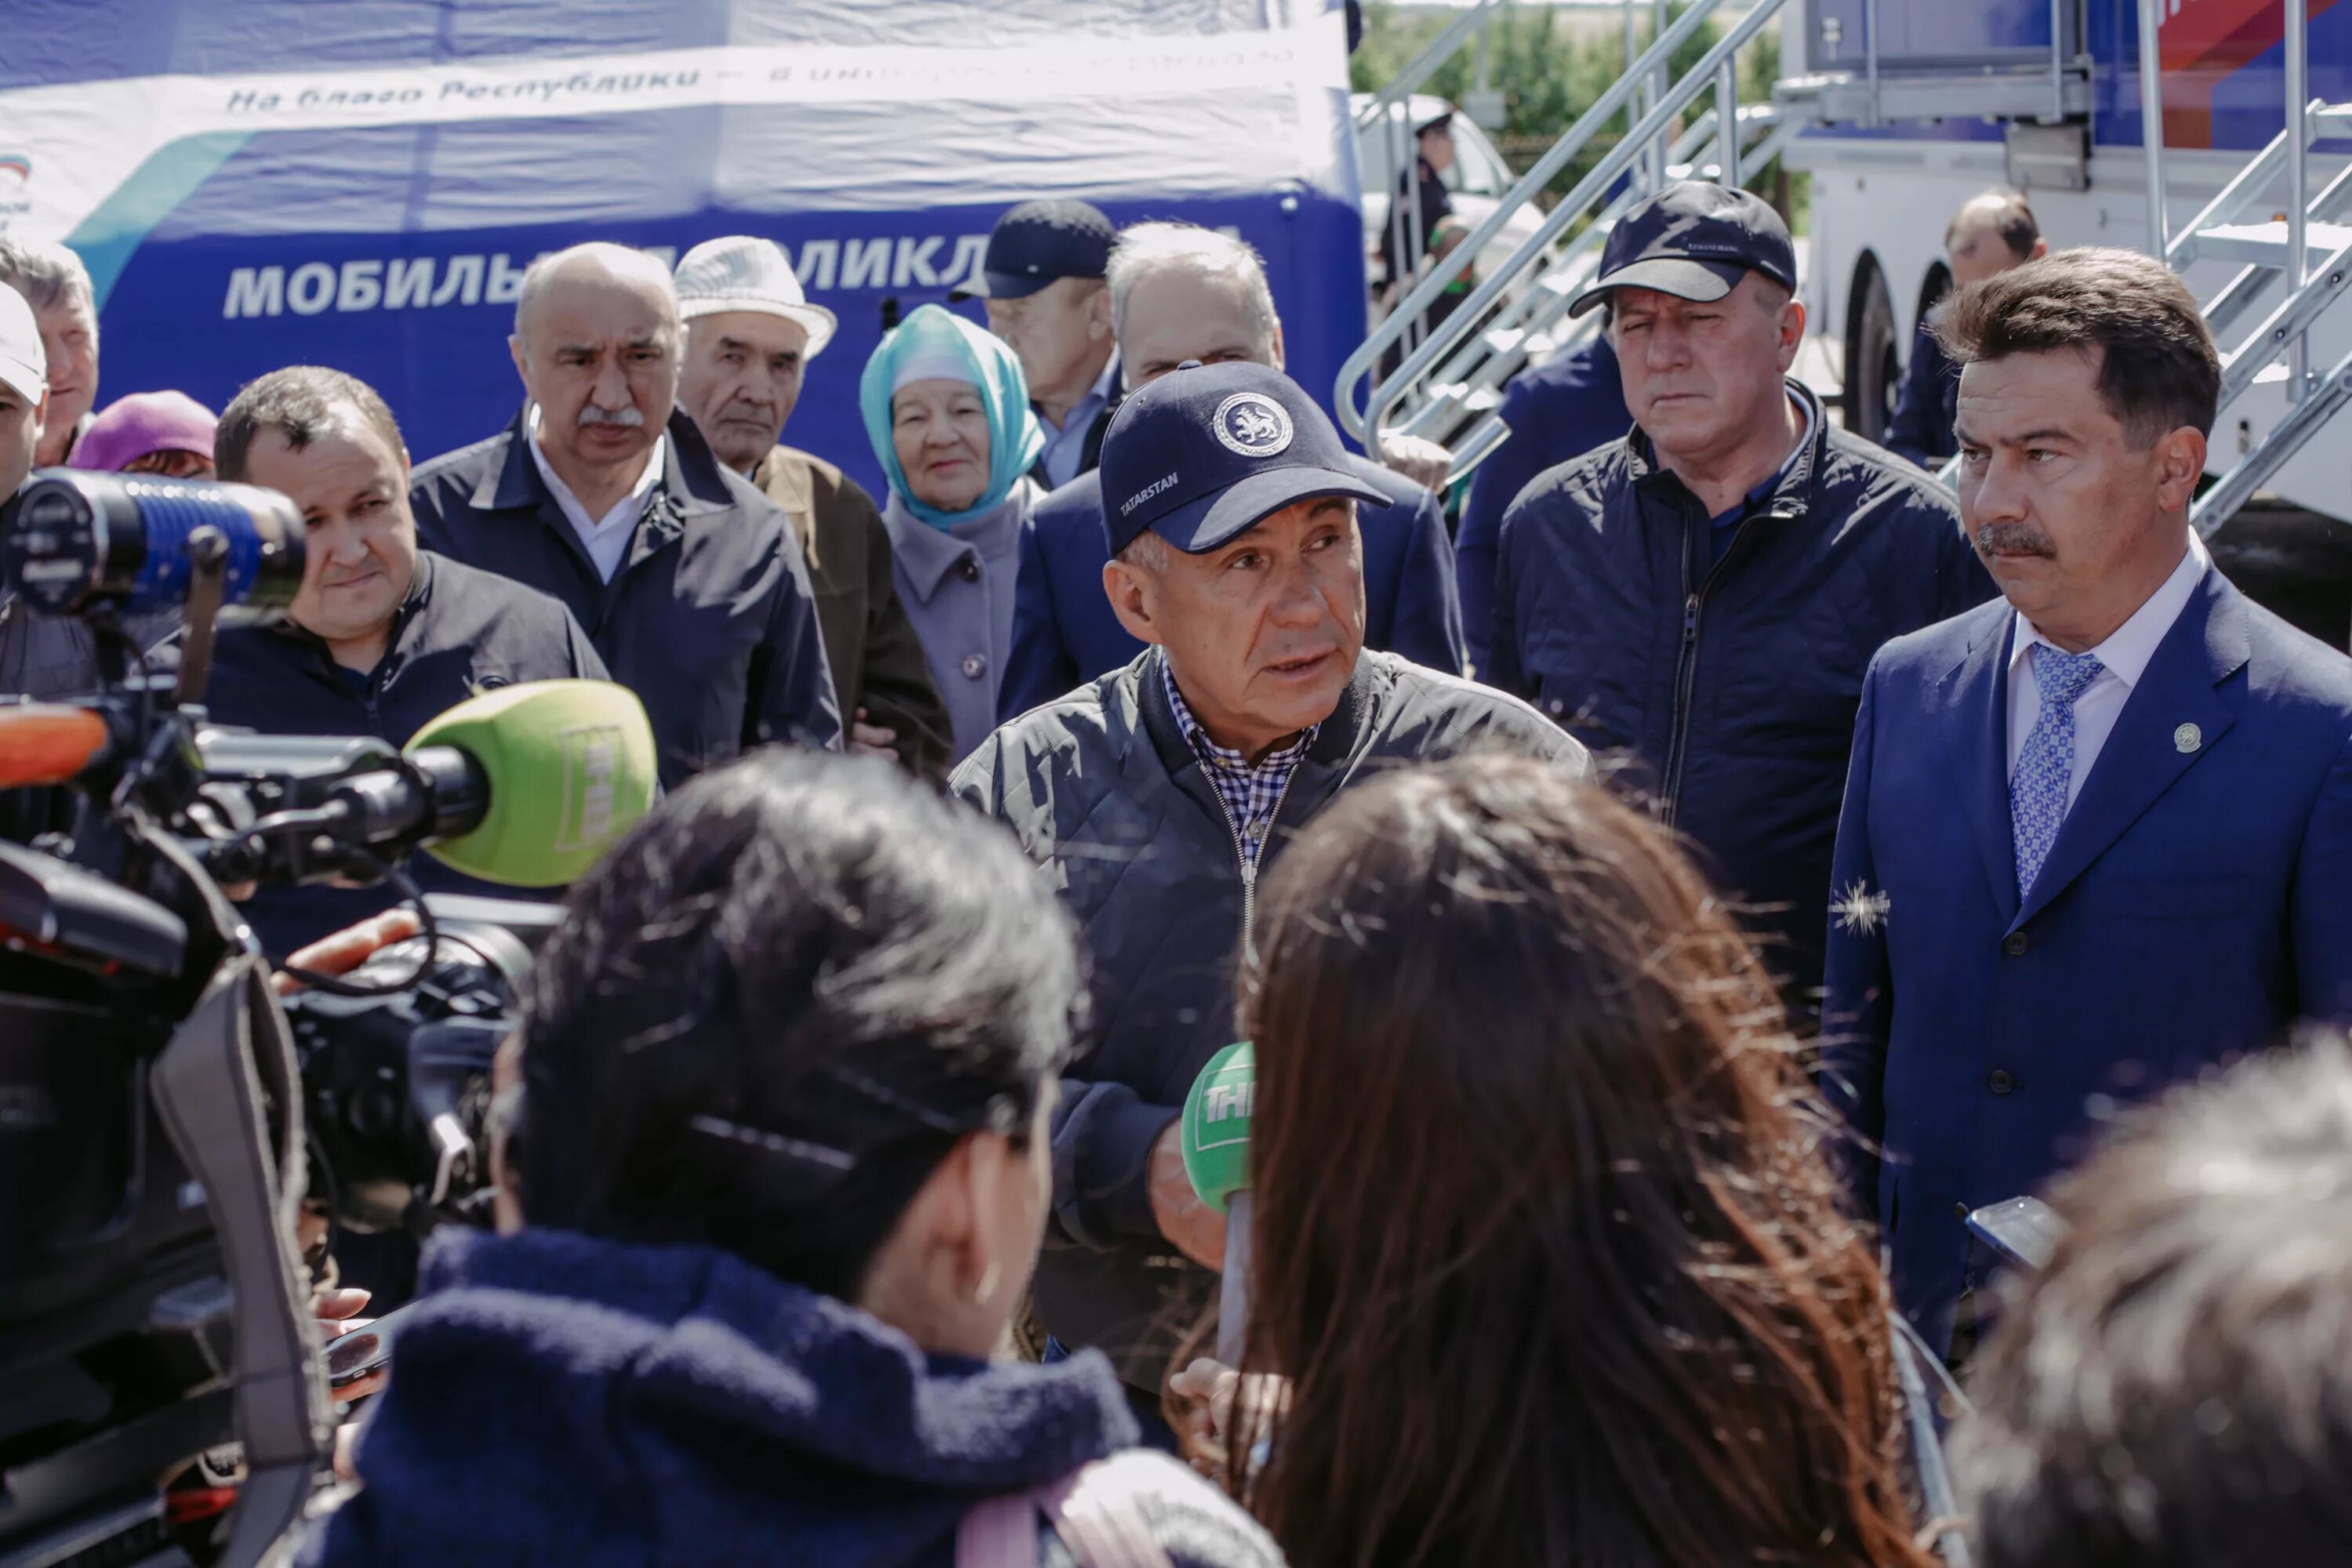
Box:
[1232,754,1929,1568]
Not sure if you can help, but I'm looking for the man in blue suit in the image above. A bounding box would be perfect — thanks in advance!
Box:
[1824,247,2352,1357]
[998,222,1464,722]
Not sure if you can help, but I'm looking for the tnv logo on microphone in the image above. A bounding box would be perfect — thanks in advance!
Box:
[1200,1079,1254,1125]
[556,724,624,851]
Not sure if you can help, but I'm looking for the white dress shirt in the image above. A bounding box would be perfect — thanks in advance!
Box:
[2005,532,2210,812]
[526,404,667,583]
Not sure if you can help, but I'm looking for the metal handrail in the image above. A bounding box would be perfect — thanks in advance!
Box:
[2193,345,2352,535]
[2287,0,2310,401]
[2203,151,2352,342]
[1352,0,1507,133]
[1338,0,1784,444]
[2140,0,2168,255]
[2216,236,2352,409]
[1355,0,1512,377]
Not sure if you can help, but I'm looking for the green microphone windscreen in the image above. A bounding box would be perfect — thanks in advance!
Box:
[1181,1041,1254,1213]
[405,679,658,887]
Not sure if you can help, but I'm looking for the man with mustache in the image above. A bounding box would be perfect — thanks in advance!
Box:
[409,241,840,786]
[1822,247,2352,1363]
[1489,180,1993,1006]
[204,366,609,958]
[954,360,1587,1436]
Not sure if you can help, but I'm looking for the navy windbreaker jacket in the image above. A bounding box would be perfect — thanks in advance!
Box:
[1491,382,1994,1001]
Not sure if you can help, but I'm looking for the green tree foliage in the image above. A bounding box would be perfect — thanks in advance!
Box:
[1350,2,1801,227]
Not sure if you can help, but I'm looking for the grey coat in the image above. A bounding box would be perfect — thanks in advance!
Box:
[882,480,1036,764]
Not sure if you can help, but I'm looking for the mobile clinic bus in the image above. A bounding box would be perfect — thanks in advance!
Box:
[1784,0,2352,541]
[0,0,1371,500]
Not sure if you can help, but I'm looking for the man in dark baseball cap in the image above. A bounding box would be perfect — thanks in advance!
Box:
[1566,179,1797,318]
[1489,177,1992,1009]
[950,359,1586,1418]
[955,199,1121,488]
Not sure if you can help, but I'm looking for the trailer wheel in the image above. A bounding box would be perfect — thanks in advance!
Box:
[1845,256,1900,444]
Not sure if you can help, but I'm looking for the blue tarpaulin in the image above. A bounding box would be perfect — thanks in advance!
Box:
[0,0,1367,499]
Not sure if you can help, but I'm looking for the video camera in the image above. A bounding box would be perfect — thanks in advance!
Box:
[0,472,655,1566]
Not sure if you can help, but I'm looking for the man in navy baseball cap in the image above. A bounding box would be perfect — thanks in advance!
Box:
[949,360,1586,1410]
[1094,361,1389,754]
[1566,179,1798,318]
[955,198,1122,488]
[1098,359,1387,558]
[951,198,1116,303]
[1489,176,1991,1012]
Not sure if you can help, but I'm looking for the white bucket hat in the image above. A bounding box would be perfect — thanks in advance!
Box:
[673,236,838,358]
[0,285,46,405]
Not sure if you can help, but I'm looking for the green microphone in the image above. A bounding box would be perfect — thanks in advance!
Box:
[1181,1041,1255,1362]
[405,679,659,886]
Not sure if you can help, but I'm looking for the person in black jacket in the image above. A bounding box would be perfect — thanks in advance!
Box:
[1490,181,1992,1005]
[407,241,840,787]
[1000,222,1465,721]
[204,366,608,960]
[954,360,1587,1425]
[1885,191,2046,470]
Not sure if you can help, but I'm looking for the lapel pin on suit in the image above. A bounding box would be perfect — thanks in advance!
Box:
[2175,722,2202,753]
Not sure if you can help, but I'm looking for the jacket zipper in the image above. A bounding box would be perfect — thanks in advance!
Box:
[1658,510,1770,829]
[1210,764,1298,961]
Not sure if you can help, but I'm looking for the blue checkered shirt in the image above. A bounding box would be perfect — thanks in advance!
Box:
[1159,655,1316,873]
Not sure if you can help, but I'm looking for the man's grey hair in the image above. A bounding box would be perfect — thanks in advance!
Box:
[1115,529,1172,572]
[1106,223,1279,357]
[513,241,681,340]
[0,238,96,321]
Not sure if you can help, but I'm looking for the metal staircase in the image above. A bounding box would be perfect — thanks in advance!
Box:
[1338,0,1797,477]
[2144,0,2352,536]
[1348,0,2352,535]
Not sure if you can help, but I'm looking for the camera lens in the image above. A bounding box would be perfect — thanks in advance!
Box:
[2,470,305,621]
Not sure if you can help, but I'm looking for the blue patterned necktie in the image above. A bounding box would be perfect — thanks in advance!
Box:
[2011,643,2108,895]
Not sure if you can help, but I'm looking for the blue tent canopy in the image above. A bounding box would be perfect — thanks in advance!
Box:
[0,0,1367,500]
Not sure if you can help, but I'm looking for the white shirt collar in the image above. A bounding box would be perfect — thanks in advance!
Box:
[526,402,666,535]
[2009,530,2210,691]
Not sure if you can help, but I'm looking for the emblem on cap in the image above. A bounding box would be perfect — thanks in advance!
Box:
[1211,393,1294,459]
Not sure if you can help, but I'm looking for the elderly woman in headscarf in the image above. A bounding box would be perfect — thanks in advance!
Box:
[859,303,1045,763]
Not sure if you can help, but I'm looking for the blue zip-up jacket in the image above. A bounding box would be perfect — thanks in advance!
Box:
[997,457,1465,724]
[301,1228,1282,1568]
[1491,382,1994,1003]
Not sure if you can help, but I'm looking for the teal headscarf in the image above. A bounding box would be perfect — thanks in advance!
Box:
[859,303,1046,530]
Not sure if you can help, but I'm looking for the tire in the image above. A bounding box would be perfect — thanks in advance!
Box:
[1845,257,1900,445]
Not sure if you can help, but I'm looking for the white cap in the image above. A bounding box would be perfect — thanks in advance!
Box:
[672,236,838,358]
[0,285,45,405]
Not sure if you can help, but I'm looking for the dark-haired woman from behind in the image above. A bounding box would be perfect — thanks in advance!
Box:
[1189,753,1935,1568]
[303,750,1281,1568]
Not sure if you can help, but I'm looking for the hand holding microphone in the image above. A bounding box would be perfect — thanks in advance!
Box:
[1179,1041,1255,1364]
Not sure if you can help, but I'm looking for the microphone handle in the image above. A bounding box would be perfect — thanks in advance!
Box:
[1218,1189,1252,1365]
